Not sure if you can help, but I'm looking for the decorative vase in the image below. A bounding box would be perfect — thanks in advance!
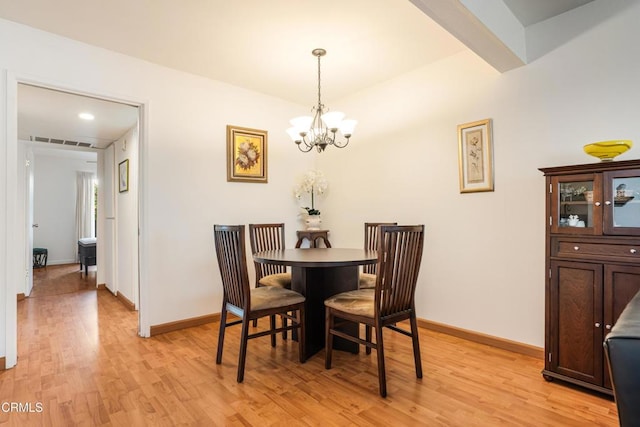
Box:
[305,215,322,230]
[583,140,632,162]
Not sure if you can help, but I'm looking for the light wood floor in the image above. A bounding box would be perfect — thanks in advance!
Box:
[1,264,618,426]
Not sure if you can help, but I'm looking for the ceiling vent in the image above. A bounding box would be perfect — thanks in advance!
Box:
[30,136,94,148]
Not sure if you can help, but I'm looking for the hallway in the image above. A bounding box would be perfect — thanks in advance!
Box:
[30,264,97,298]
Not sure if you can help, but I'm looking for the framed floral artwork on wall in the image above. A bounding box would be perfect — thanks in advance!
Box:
[457,118,493,193]
[226,125,268,183]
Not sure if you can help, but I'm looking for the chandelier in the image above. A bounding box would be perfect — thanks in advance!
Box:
[286,48,357,153]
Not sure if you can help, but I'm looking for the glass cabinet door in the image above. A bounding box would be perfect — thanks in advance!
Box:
[550,174,602,235]
[603,170,640,236]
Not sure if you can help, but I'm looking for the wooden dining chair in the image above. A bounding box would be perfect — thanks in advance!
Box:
[214,225,306,383]
[248,223,292,289]
[358,222,397,289]
[249,223,293,335]
[325,224,425,397]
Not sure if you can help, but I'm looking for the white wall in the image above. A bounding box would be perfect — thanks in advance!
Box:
[319,0,640,347]
[32,151,97,264]
[98,144,116,292]
[16,142,31,295]
[114,126,138,305]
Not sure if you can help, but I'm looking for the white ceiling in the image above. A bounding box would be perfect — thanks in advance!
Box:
[18,84,138,149]
[2,0,594,150]
[503,0,593,27]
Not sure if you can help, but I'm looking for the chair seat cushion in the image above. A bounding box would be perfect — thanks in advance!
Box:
[358,273,376,289]
[251,286,304,311]
[325,289,374,318]
[258,273,292,288]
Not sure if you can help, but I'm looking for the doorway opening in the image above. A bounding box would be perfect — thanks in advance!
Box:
[5,79,148,369]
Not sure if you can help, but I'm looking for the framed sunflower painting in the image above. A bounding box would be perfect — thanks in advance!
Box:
[226,125,268,183]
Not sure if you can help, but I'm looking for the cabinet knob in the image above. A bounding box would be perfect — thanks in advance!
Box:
[605,201,612,206]
[573,246,580,251]
[631,248,637,254]
[594,202,601,207]
[595,323,601,328]
[606,324,612,330]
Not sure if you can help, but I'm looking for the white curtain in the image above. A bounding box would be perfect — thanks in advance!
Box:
[75,171,96,261]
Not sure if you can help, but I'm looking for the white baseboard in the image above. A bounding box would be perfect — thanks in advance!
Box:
[45,259,78,266]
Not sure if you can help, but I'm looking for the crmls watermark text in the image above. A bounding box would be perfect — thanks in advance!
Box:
[1,402,44,413]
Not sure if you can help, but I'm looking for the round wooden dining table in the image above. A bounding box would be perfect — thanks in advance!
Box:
[253,248,377,359]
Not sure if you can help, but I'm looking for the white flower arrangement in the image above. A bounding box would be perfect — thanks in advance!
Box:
[293,170,328,215]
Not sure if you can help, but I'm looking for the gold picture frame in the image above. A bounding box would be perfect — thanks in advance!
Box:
[457,118,493,193]
[226,125,268,183]
[118,159,129,192]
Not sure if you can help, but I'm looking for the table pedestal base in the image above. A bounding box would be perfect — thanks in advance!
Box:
[291,265,359,359]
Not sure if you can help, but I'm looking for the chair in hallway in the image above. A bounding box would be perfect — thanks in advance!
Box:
[213,224,306,383]
[358,222,397,289]
[325,224,425,397]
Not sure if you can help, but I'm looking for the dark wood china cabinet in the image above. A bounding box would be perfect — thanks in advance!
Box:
[539,159,640,395]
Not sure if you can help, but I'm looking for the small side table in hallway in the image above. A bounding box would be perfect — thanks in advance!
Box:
[33,248,48,268]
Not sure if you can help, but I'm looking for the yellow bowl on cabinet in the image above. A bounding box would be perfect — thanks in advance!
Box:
[583,140,633,161]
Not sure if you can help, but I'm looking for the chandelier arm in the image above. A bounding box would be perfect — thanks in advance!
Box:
[333,138,350,149]
[328,130,336,146]
[297,140,314,153]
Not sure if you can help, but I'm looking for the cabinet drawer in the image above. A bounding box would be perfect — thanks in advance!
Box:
[556,241,640,260]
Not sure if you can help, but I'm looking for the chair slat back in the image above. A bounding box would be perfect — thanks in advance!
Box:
[363,222,397,275]
[249,223,287,280]
[375,225,425,318]
[214,225,250,310]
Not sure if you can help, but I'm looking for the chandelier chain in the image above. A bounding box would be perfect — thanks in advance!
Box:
[317,52,322,111]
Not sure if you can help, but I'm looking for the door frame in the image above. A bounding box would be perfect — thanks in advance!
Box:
[3,70,150,368]
[23,143,34,297]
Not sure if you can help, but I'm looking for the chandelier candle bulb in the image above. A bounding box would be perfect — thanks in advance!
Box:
[321,111,346,130]
[290,116,313,133]
[339,119,357,137]
[287,127,302,143]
